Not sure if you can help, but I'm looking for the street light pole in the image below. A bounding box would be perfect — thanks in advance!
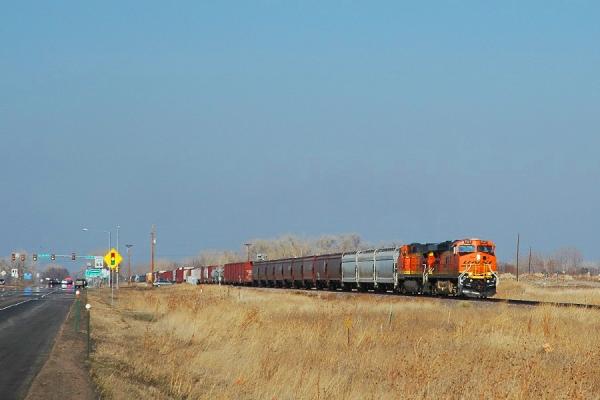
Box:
[126,244,133,285]
[116,226,120,290]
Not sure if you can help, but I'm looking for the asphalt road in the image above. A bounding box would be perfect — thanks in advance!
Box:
[0,287,73,400]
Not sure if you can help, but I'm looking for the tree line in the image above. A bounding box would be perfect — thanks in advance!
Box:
[498,246,599,276]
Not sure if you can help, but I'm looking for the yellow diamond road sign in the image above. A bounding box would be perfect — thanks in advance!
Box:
[104,248,123,270]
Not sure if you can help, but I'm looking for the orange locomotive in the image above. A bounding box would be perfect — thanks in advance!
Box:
[399,238,498,297]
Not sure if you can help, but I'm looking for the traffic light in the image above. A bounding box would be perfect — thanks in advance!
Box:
[51,254,56,261]
[110,251,116,267]
[11,253,16,262]
[33,254,38,262]
[20,254,25,262]
[71,252,76,261]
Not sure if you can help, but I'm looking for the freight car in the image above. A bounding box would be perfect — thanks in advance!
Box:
[174,267,194,283]
[223,262,252,285]
[161,238,498,298]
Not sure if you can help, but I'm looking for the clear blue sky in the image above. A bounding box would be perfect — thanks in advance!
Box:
[1,1,599,268]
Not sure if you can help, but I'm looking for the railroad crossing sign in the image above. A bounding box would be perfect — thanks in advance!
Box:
[103,248,122,270]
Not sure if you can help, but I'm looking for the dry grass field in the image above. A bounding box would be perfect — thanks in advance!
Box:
[88,283,600,400]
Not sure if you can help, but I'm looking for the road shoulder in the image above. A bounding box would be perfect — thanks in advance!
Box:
[25,298,97,400]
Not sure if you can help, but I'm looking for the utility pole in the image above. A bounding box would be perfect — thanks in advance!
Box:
[528,246,532,275]
[126,244,133,286]
[244,243,252,262]
[150,225,156,285]
[515,233,520,281]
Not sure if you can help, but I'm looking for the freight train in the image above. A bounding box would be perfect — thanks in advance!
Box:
[144,238,498,298]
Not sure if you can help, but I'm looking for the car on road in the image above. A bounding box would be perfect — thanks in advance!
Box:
[152,279,173,287]
[48,279,60,287]
[74,279,87,289]
[61,276,74,289]
[0,278,4,285]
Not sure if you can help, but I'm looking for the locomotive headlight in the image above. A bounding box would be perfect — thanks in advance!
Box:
[476,254,481,262]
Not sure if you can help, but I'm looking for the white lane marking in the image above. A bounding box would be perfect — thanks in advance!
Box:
[0,298,35,311]
[0,289,60,311]
[40,289,59,298]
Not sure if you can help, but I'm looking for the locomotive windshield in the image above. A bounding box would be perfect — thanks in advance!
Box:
[477,245,494,255]
[457,245,475,254]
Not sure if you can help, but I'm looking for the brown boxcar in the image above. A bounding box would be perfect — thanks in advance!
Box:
[158,270,173,282]
[175,267,185,283]
[176,267,193,283]
[224,262,253,285]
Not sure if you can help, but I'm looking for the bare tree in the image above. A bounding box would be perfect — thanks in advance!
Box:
[187,250,239,267]
[178,233,369,267]
[529,251,546,274]
[246,233,366,260]
[42,265,70,281]
[550,247,584,274]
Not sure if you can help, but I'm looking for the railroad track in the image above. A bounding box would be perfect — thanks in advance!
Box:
[471,296,600,310]
[241,285,600,310]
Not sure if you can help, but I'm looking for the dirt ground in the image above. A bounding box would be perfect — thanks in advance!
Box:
[25,296,97,400]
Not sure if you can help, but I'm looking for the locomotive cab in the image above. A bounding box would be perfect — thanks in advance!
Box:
[452,239,498,297]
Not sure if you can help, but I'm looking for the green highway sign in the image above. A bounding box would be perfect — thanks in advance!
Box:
[85,268,103,278]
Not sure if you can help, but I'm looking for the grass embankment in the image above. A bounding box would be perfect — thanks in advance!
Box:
[89,285,600,399]
[496,274,600,305]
